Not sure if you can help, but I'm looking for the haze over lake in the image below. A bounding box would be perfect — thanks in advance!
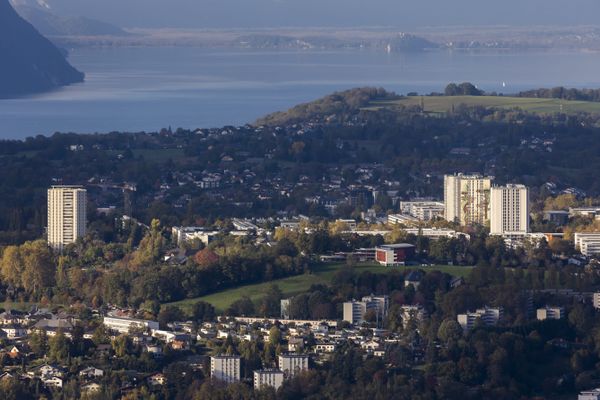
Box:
[2,47,600,139]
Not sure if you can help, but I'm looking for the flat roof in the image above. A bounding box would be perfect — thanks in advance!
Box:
[377,244,415,249]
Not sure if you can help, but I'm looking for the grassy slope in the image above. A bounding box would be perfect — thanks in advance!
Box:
[370,95,600,115]
[165,263,473,313]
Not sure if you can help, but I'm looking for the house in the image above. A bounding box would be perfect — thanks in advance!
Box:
[361,340,382,352]
[42,376,63,388]
[148,373,167,386]
[8,345,21,359]
[315,343,336,353]
[145,344,163,357]
[38,364,64,378]
[404,271,424,289]
[287,337,304,352]
[1,325,27,339]
[79,366,104,379]
[82,383,102,393]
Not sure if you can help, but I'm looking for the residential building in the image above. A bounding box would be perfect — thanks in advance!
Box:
[254,370,285,390]
[570,207,600,218]
[278,354,309,378]
[402,227,470,241]
[343,295,390,325]
[387,214,420,226]
[47,185,87,251]
[211,355,241,384]
[580,388,600,400]
[536,306,565,321]
[490,184,530,236]
[171,227,219,246]
[574,233,600,256]
[444,174,493,225]
[103,316,159,334]
[375,244,415,266]
[457,307,503,330]
[593,292,600,310]
[399,201,445,221]
[543,210,570,226]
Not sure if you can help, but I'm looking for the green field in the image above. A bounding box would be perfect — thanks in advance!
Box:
[369,95,600,115]
[165,263,473,313]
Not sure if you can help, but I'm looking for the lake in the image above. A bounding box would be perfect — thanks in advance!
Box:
[1,47,600,139]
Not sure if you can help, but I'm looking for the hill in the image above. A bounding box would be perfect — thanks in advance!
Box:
[373,95,600,115]
[12,3,128,37]
[0,0,84,98]
[256,87,401,126]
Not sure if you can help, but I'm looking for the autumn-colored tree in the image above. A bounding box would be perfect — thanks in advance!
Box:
[194,248,219,268]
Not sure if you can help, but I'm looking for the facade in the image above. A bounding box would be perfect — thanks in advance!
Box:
[171,227,220,246]
[278,354,309,378]
[574,233,600,256]
[402,228,470,241]
[580,389,600,400]
[387,214,420,226]
[47,186,87,251]
[103,316,159,334]
[211,355,241,384]
[399,201,445,221]
[490,184,530,236]
[536,306,565,321]
[253,370,285,390]
[375,244,416,266]
[343,295,390,325]
[593,292,600,310]
[457,307,503,330]
[444,174,493,225]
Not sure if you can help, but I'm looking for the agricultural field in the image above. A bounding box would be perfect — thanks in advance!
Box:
[369,95,600,115]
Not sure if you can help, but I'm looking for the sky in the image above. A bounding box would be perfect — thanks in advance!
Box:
[44,0,600,29]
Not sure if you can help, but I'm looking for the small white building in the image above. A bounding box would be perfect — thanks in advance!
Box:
[574,233,600,256]
[103,316,159,334]
[536,306,565,321]
[457,307,503,330]
[254,369,284,390]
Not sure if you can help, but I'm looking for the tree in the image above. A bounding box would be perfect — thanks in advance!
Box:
[268,326,281,345]
[437,319,463,343]
[259,285,283,317]
[190,301,215,322]
[0,246,23,288]
[48,331,70,363]
[158,306,185,328]
[28,331,48,357]
[194,248,219,269]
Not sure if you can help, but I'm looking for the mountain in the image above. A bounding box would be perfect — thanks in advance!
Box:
[0,0,84,98]
[11,2,128,36]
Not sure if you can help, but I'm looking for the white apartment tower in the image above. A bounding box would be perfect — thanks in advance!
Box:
[444,174,493,225]
[211,355,241,384]
[490,184,529,236]
[278,354,309,378]
[47,186,87,251]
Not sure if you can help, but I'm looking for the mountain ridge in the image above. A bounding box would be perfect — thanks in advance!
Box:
[0,0,84,98]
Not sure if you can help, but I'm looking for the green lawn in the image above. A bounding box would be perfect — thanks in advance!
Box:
[165,262,473,313]
[368,95,600,115]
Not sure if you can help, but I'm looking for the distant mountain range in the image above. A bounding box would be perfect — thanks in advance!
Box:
[0,0,84,98]
[10,0,127,36]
